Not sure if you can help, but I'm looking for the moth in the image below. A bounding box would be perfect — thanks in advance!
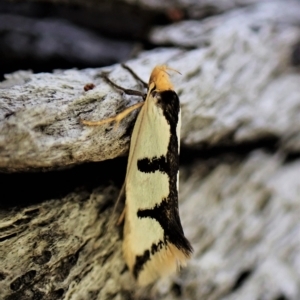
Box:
[82,65,193,286]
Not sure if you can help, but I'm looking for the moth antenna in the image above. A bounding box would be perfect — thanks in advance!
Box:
[165,66,181,76]
[121,64,148,89]
[101,72,145,97]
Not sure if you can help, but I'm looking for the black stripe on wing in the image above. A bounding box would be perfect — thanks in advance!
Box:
[133,90,193,279]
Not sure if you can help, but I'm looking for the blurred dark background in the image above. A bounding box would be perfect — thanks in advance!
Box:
[0,1,185,80]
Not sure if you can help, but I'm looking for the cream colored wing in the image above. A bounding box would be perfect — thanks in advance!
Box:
[123,67,193,286]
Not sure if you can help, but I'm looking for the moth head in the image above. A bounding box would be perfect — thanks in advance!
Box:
[149,65,180,92]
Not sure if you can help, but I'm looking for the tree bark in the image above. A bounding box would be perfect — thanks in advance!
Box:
[1,1,300,299]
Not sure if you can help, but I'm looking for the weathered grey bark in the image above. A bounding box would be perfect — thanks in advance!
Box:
[0,186,126,300]
[1,152,300,299]
[1,1,300,171]
[1,1,300,300]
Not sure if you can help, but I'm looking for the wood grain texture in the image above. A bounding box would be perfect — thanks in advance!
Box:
[1,2,300,171]
[1,1,300,299]
[0,185,128,299]
[1,152,300,299]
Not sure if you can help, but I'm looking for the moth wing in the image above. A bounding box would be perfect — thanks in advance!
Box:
[123,91,191,286]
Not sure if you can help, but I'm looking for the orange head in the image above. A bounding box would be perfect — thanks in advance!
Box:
[148,65,180,91]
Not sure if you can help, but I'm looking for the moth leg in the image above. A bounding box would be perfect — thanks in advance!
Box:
[81,70,146,128]
[115,182,126,210]
[121,64,148,89]
[107,182,126,230]
[117,207,126,225]
[81,101,144,128]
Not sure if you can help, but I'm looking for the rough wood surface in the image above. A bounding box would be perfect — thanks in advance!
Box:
[1,1,300,171]
[0,185,126,300]
[178,151,300,300]
[1,151,300,299]
[1,1,300,300]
